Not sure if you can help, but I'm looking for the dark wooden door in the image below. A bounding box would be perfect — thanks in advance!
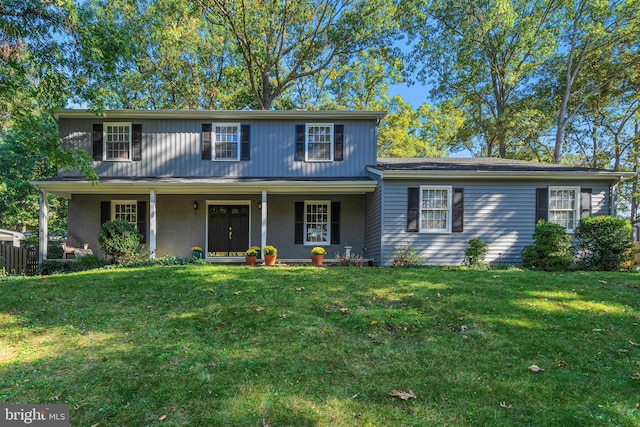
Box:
[207,205,250,256]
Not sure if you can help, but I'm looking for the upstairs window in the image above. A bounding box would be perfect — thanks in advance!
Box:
[213,123,240,160]
[104,123,132,160]
[549,187,579,232]
[420,186,452,233]
[306,124,333,161]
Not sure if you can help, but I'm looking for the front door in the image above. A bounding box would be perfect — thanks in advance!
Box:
[207,205,250,256]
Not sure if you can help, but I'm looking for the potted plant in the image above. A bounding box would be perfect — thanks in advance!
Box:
[311,246,326,266]
[263,245,277,266]
[192,246,203,259]
[245,246,259,266]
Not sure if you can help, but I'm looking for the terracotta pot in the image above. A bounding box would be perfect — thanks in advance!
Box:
[245,256,257,266]
[264,254,277,266]
[311,254,324,266]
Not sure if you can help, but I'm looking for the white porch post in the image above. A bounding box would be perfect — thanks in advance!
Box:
[149,191,157,259]
[261,190,267,256]
[38,189,48,268]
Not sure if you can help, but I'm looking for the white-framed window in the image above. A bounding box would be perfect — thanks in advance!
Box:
[104,122,132,161]
[304,200,330,244]
[306,124,333,161]
[420,186,452,233]
[213,123,240,161]
[549,186,579,232]
[112,200,138,223]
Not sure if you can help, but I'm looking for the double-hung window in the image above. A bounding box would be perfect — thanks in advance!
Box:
[213,123,240,161]
[304,201,330,244]
[420,186,452,233]
[306,124,333,161]
[549,187,579,232]
[112,200,138,223]
[104,122,132,160]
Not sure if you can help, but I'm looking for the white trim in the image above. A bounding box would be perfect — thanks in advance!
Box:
[261,191,267,258]
[39,190,48,265]
[205,200,252,259]
[149,191,156,259]
[103,122,132,161]
[419,185,452,234]
[548,186,580,233]
[303,200,331,245]
[305,123,334,162]
[212,122,241,161]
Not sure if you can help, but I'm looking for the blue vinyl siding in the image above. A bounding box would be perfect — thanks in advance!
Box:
[379,180,611,266]
[364,173,383,264]
[58,118,377,178]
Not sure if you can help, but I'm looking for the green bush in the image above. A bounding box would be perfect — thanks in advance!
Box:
[522,220,573,271]
[98,220,144,263]
[465,237,488,268]
[574,216,633,271]
[390,243,423,267]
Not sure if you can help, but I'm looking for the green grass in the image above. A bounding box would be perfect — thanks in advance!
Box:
[1,265,640,426]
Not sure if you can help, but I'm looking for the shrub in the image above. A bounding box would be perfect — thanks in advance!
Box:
[522,220,573,271]
[574,216,633,271]
[464,237,488,268]
[98,220,144,263]
[76,254,107,270]
[390,243,423,267]
[335,252,366,266]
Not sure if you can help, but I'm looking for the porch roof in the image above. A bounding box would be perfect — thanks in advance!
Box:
[32,176,378,198]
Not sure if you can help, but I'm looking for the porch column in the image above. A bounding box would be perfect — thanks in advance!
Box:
[261,190,267,256]
[149,191,157,259]
[38,189,48,268]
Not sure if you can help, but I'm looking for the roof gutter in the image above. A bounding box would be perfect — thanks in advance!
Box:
[367,167,636,181]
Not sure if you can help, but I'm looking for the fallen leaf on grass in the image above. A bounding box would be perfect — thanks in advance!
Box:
[49,393,60,401]
[370,319,379,325]
[599,280,607,284]
[390,389,417,400]
[616,349,629,353]
[630,373,640,380]
[262,419,271,427]
[256,306,265,312]
[354,413,364,419]
[528,365,544,373]
[295,287,304,291]
[500,401,512,409]
[629,340,640,346]
[159,414,167,421]
[557,360,568,367]
[233,291,241,295]
[340,307,349,314]
[368,334,377,340]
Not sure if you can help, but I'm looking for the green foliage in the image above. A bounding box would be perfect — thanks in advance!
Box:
[98,220,144,263]
[522,220,573,271]
[574,216,633,271]
[245,246,260,257]
[464,237,488,268]
[390,243,423,267]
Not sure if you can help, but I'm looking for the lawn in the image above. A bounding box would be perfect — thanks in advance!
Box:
[1,265,639,426]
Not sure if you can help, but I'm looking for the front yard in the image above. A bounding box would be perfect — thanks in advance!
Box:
[1,266,639,426]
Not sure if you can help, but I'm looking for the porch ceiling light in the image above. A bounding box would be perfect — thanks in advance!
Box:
[193,200,199,211]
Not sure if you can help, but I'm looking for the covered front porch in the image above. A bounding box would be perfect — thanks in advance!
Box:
[33,177,377,265]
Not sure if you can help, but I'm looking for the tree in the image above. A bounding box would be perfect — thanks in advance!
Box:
[550,0,639,163]
[401,0,561,157]
[194,0,398,110]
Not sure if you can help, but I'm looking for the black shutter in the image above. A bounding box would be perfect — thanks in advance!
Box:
[407,187,419,232]
[580,188,592,218]
[137,201,147,244]
[100,201,111,225]
[132,123,142,161]
[334,124,344,161]
[241,124,250,160]
[202,123,212,160]
[294,202,304,244]
[93,124,103,161]
[536,187,548,223]
[452,188,464,232]
[295,124,305,161]
[331,202,340,244]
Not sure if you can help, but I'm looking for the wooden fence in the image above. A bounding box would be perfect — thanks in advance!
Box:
[0,243,39,276]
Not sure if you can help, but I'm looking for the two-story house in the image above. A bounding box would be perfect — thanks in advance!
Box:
[33,110,634,266]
